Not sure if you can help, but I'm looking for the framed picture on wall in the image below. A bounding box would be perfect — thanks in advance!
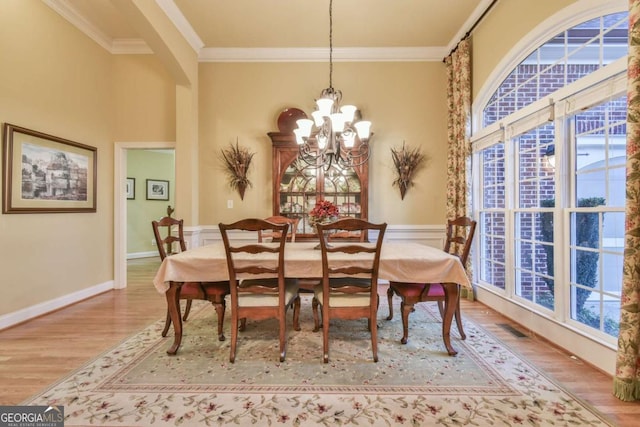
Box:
[146,179,169,201]
[2,123,97,214]
[126,178,135,200]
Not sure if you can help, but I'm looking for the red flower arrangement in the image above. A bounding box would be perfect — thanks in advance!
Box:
[309,199,339,226]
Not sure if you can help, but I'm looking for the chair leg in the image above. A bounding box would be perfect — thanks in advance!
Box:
[437,297,466,340]
[230,312,238,363]
[371,299,378,362]
[212,300,226,341]
[455,302,466,340]
[322,315,329,363]
[400,300,413,345]
[321,303,330,363]
[183,299,193,321]
[371,320,378,362]
[292,295,301,331]
[239,318,247,331]
[279,307,287,362]
[161,309,172,337]
[386,286,395,320]
[312,297,321,332]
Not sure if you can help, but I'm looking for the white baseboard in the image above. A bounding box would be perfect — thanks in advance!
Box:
[0,280,114,331]
[475,286,617,374]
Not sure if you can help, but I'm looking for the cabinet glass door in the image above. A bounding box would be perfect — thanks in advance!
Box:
[278,158,362,235]
[323,165,362,218]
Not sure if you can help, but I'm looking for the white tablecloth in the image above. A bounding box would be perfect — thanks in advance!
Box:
[153,242,471,293]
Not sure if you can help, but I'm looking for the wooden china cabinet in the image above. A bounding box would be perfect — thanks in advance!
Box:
[268,108,368,240]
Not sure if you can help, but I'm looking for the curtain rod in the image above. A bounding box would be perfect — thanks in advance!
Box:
[443,0,499,62]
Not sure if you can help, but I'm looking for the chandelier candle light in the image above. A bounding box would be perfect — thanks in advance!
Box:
[294,0,372,169]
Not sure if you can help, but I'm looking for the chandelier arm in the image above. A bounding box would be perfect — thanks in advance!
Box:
[298,142,321,167]
[344,142,371,168]
[325,152,334,171]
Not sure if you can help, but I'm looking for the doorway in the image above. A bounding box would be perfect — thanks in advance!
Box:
[114,142,175,289]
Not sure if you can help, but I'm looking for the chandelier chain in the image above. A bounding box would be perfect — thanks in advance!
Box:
[329,0,333,89]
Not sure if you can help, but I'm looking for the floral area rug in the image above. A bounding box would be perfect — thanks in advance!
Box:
[23,295,614,426]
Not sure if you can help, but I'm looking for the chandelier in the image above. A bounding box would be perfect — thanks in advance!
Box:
[294,0,372,169]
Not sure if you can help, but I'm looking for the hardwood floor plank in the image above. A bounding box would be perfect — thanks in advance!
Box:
[0,257,636,426]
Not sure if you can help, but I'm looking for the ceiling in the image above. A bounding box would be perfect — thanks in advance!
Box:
[45,0,494,61]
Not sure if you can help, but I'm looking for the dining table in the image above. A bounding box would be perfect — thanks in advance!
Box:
[152,241,471,357]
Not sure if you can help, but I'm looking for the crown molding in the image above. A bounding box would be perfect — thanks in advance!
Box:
[111,39,153,55]
[44,0,112,51]
[156,0,204,52]
[44,0,152,54]
[199,47,448,63]
[43,0,448,60]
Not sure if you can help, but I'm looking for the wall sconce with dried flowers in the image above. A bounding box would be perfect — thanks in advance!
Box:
[220,140,255,200]
[390,141,427,200]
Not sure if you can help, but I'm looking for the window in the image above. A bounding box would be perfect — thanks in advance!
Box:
[479,143,507,290]
[568,97,626,337]
[473,8,627,345]
[514,123,556,311]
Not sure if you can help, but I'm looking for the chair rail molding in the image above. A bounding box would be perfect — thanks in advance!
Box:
[184,224,445,249]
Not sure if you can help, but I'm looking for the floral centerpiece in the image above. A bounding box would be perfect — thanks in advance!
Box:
[309,200,339,249]
[309,200,339,227]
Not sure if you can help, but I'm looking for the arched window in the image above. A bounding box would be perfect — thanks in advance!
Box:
[482,12,627,128]
[471,4,627,345]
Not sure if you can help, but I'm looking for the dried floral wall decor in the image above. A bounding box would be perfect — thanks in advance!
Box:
[220,141,255,200]
[391,141,427,200]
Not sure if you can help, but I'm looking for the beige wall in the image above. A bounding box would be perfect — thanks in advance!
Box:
[198,61,449,226]
[0,1,113,314]
[126,150,175,255]
[113,56,176,142]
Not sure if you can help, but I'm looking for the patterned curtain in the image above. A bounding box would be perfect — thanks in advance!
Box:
[445,38,472,220]
[445,38,473,299]
[614,0,640,402]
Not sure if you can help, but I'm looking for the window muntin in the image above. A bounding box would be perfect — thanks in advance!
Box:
[482,143,506,209]
[482,12,628,128]
[514,211,555,309]
[479,211,507,290]
[516,124,556,207]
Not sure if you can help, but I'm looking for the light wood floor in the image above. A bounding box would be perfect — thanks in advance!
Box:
[0,257,637,425]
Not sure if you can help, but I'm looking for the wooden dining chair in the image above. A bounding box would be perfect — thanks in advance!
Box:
[314,218,387,363]
[258,215,299,242]
[327,216,368,242]
[219,218,300,363]
[301,216,369,320]
[152,216,230,341]
[386,216,477,343]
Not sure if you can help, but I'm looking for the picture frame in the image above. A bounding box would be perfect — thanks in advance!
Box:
[146,179,169,201]
[126,178,135,200]
[2,123,97,214]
